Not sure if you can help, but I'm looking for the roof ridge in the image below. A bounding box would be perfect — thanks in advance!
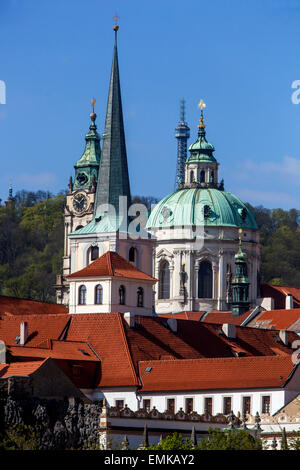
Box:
[117,313,140,387]
[107,251,114,276]
[139,355,291,365]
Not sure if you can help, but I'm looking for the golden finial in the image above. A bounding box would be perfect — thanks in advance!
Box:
[113,13,119,31]
[198,99,206,128]
[238,228,243,245]
[90,97,97,121]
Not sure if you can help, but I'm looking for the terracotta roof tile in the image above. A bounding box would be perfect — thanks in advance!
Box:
[248,309,300,331]
[158,312,205,321]
[65,314,140,387]
[0,295,68,316]
[200,310,253,325]
[0,360,47,378]
[10,340,100,362]
[139,356,296,391]
[0,314,70,347]
[67,251,157,282]
[260,284,300,309]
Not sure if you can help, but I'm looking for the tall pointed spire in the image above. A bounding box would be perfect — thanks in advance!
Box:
[94,21,131,219]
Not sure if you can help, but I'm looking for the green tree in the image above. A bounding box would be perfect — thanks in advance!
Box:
[147,432,194,450]
[196,428,262,450]
[0,424,41,450]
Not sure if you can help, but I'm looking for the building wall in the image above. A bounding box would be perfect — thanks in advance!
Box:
[69,278,154,315]
[84,387,285,416]
[151,225,260,313]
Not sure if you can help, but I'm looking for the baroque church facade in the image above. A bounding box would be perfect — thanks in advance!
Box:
[55,24,260,317]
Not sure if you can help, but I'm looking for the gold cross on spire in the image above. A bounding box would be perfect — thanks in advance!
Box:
[198,99,206,128]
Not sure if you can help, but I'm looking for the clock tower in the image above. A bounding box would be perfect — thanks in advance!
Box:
[55,102,101,304]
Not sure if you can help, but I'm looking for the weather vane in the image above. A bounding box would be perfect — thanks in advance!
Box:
[91,97,96,113]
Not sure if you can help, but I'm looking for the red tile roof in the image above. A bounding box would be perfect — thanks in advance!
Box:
[10,340,99,362]
[139,356,296,392]
[261,284,300,309]
[64,313,140,387]
[1,312,299,390]
[200,310,253,325]
[0,360,47,378]
[158,312,205,321]
[248,309,300,331]
[0,314,70,347]
[0,295,68,316]
[67,251,157,282]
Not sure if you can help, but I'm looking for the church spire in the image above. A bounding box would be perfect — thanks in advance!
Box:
[94,21,131,219]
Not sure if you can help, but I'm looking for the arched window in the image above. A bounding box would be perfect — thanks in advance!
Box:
[90,246,99,261]
[159,261,170,299]
[78,285,87,305]
[95,284,103,304]
[129,247,137,263]
[137,287,144,307]
[210,171,214,183]
[200,170,205,183]
[119,285,126,305]
[190,171,194,183]
[198,261,212,298]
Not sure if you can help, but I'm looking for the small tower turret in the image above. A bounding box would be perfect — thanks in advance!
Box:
[231,229,250,316]
[175,99,190,189]
[73,98,101,191]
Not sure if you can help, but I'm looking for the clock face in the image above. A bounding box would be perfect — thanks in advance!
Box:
[73,193,88,213]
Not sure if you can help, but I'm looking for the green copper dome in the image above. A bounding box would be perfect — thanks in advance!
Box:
[146,188,258,230]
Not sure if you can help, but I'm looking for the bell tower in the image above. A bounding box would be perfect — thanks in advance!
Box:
[55,102,101,304]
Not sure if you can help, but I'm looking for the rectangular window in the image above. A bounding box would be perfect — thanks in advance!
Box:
[204,397,213,415]
[143,399,151,412]
[242,396,251,415]
[167,398,175,413]
[262,396,270,414]
[115,400,124,410]
[223,396,232,415]
[185,398,194,414]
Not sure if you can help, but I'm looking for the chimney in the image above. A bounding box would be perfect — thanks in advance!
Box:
[124,312,135,329]
[222,323,236,339]
[285,295,293,310]
[279,330,289,346]
[0,340,6,363]
[20,321,28,346]
[167,318,177,333]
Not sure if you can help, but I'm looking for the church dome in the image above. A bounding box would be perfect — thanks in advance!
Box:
[146,187,258,230]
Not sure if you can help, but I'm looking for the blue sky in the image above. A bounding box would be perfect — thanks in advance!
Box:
[1,0,300,209]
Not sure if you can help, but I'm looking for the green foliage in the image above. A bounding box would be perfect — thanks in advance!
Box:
[147,432,194,450]
[196,428,262,450]
[247,205,300,287]
[0,423,40,450]
[0,191,64,302]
